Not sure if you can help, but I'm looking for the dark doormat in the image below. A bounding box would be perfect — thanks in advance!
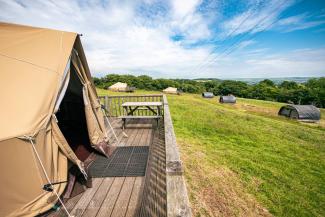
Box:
[89,146,149,177]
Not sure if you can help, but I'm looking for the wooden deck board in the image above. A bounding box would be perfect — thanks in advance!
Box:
[130,121,145,147]
[125,177,144,217]
[46,119,161,217]
[110,177,136,217]
[96,177,126,217]
[81,178,114,217]
[47,191,83,217]
[70,178,103,217]
[119,119,141,147]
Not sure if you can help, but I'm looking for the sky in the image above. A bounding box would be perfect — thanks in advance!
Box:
[1,0,325,79]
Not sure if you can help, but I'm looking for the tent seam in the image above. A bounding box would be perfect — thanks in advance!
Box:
[0,53,59,74]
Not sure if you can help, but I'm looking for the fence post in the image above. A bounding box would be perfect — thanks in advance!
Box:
[104,96,108,110]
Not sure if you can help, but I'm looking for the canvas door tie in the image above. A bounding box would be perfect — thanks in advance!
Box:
[19,135,74,217]
[43,181,68,192]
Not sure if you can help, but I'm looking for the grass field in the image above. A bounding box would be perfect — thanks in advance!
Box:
[98,89,325,217]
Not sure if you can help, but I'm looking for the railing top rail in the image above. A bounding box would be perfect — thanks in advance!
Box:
[98,94,163,98]
[163,94,192,217]
[163,95,181,167]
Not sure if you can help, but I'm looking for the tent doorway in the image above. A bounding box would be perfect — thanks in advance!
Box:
[56,65,93,162]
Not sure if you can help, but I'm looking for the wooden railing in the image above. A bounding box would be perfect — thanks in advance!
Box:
[99,94,163,117]
[99,94,191,216]
[163,95,191,217]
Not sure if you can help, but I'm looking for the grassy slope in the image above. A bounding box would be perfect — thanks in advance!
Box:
[167,94,325,217]
[98,89,325,216]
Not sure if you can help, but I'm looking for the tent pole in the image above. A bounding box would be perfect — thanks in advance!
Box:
[22,136,73,217]
[101,105,128,145]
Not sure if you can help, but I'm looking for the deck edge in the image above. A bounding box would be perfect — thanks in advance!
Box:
[163,95,192,217]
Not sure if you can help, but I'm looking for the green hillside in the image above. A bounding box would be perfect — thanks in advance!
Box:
[168,94,324,217]
[98,89,325,217]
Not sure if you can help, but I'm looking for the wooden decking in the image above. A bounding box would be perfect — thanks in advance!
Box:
[50,119,165,217]
[48,94,191,217]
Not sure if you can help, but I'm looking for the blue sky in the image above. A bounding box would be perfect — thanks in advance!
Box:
[1,0,325,78]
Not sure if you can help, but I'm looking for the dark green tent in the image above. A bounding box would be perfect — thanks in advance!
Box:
[202,92,214,98]
[219,95,236,103]
[278,105,321,122]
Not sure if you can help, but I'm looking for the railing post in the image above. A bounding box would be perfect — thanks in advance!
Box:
[104,95,108,111]
[163,94,192,217]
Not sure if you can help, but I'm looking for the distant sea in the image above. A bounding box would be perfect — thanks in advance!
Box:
[227,77,320,84]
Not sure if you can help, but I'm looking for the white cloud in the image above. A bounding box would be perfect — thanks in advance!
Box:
[276,13,325,32]
[277,14,306,26]
[210,48,325,78]
[183,47,325,79]
[0,0,324,79]
[221,1,325,37]
[169,0,212,41]
[221,0,295,37]
[236,40,256,50]
[0,0,213,78]
[171,0,201,18]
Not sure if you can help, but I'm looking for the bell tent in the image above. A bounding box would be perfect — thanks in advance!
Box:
[0,22,113,216]
[108,82,128,92]
[278,105,321,122]
[163,87,178,94]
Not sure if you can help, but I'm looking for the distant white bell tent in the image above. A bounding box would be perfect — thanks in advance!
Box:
[163,87,179,94]
[108,82,128,92]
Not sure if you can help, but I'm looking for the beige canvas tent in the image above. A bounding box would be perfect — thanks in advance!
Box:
[0,22,113,216]
[163,87,178,94]
[108,82,128,91]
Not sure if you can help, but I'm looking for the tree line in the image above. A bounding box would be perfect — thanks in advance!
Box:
[93,74,325,108]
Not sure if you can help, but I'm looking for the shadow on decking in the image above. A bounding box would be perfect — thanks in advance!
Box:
[138,120,167,217]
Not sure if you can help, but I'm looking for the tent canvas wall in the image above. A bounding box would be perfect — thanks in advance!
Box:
[0,22,113,217]
[278,105,321,122]
[108,82,128,92]
[163,87,178,94]
[219,95,236,103]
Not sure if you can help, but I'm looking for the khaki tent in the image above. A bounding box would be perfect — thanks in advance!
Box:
[163,87,178,94]
[108,82,128,92]
[0,22,113,216]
